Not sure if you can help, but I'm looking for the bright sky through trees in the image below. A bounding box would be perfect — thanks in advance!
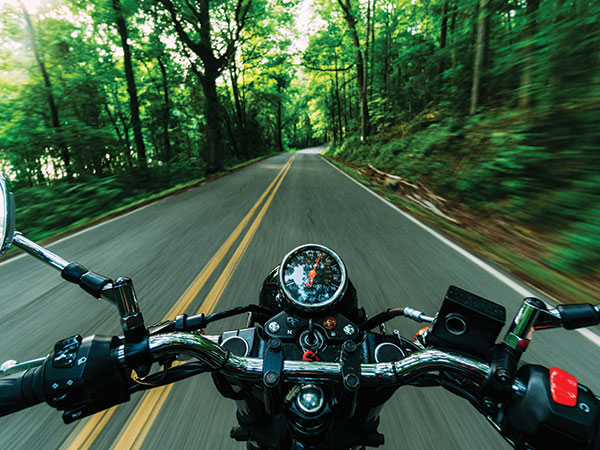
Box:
[3,0,45,13]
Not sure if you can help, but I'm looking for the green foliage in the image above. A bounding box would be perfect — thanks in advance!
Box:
[546,205,600,276]
[309,0,600,281]
[0,0,292,187]
[13,160,208,240]
[0,0,598,284]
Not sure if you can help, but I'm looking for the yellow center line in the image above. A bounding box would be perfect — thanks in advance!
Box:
[110,157,294,450]
[61,156,294,450]
[196,158,293,315]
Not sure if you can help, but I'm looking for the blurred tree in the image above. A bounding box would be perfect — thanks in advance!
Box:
[112,0,147,168]
[519,0,539,109]
[19,1,71,176]
[470,0,488,115]
[337,0,370,140]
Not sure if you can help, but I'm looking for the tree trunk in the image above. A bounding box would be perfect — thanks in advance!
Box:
[342,71,349,133]
[277,91,284,153]
[519,0,540,109]
[201,67,225,171]
[440,1,449,49]
[383,9,390,105]
[230,65,246,131]
[439,0,449,84]
[113,0,147,168]
[157,55,172,161]
[338,0,370,140]
[329,82,338,143]
[116,109,133,167]
[334,59,343,139]
[222,106,240,159]
[370,0,376,92]
[103,102,129,166]
[450,2,458,90]
[364,0,370,81]
[229,60,248,159]
[470,0,489,115]
[21,3,70,176]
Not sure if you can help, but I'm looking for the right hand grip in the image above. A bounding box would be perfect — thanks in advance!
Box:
[501,365,600,450]
[0,365,45,417]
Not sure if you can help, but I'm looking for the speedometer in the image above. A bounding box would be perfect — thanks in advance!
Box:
[279,244,347,312]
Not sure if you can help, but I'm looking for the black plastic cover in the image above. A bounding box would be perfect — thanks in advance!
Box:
[427,286,506,358]
[61,262,87,283]
[61,262,112,299]
[79,272,111,298]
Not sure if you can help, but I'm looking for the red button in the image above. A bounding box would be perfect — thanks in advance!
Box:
[549,367,578,407]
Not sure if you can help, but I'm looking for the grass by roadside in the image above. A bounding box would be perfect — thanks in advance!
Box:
[1,152,281,259]
[323,155,599,304]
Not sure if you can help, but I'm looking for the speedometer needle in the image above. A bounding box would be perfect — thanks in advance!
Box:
[304,254,321,287]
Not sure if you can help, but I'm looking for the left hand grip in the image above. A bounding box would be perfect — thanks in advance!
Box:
[0,365,45,417]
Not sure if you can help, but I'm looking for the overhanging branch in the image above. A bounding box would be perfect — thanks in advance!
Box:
[303,64,355,72]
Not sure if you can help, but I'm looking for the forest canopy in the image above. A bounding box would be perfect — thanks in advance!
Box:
[0,0,599,282]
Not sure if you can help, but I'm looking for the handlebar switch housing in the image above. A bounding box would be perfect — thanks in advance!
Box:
[501,365,600,450]
[44,335,130,424]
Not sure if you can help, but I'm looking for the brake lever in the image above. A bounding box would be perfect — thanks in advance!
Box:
[0,357,46,377]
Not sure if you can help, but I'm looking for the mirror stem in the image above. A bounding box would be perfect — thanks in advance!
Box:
[13,232,68,271]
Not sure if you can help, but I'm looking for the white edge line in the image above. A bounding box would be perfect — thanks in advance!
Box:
[320,155,600,348]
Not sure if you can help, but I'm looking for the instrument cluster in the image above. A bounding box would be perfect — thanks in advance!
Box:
[279,244,347,313]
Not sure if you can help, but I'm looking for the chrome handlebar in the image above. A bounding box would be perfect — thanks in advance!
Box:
[118,331,526,392]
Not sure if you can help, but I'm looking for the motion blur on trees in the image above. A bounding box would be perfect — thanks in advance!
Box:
[0,0,598,289]
[304,0,599,289]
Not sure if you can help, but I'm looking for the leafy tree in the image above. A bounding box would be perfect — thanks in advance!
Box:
[153,0,256,171]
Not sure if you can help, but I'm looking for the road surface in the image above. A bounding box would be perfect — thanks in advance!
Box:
[1,148,598,449]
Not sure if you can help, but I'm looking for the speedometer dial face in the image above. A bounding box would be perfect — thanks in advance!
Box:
[279,244,347,312]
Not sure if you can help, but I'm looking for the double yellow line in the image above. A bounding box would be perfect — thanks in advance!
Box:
[61,155,295,450]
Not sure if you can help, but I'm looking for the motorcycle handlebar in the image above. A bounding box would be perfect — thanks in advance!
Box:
[2,330,599,450]
[137,332,600,449]
[0,366,45,417]
[132,331,525,391]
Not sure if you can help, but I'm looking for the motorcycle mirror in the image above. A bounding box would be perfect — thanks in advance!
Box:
[0,175,16,256]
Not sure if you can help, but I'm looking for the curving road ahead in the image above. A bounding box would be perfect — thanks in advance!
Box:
[1,149,599,449]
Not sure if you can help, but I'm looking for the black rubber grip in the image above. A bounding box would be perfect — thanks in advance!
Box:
[557,304,600,330]
[0,366,45,417]
[61,262,88,283]
[61,263,111,298]
[79,272,111,298]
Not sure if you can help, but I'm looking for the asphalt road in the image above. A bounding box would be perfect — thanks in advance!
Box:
[1,149,599,450]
